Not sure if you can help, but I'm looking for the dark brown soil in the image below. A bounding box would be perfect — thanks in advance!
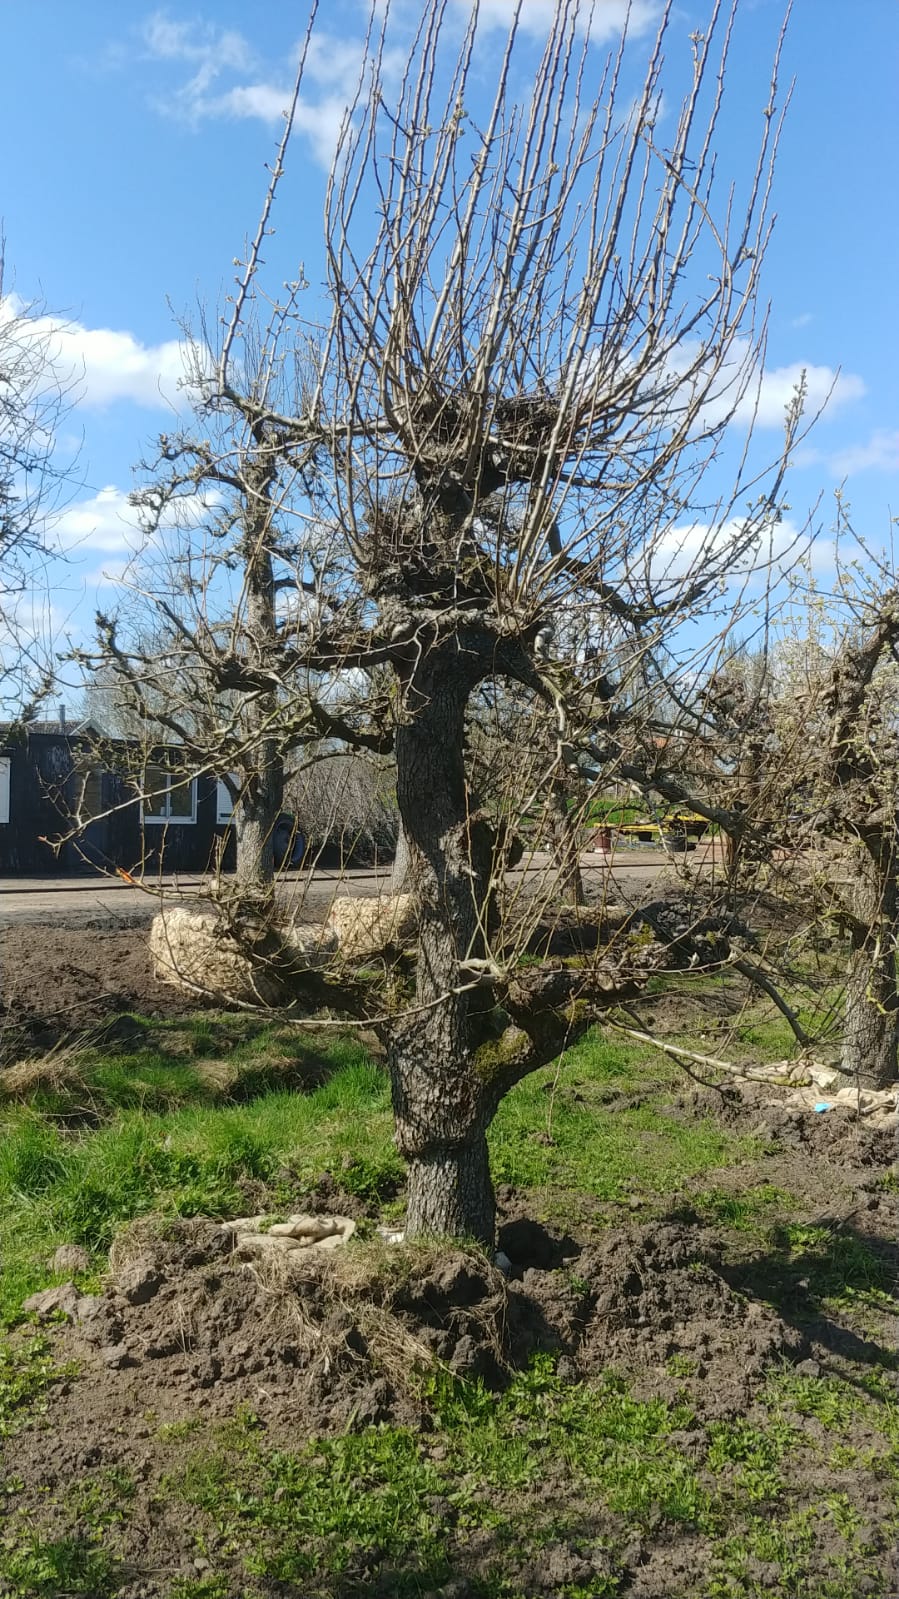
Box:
[1,924,194,1052]
[4,1214,803,1597]
[7,1147,899,1599]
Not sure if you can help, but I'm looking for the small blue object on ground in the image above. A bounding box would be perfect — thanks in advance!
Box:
[814,1101,833,1113]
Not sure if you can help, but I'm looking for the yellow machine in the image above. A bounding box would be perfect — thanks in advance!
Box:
[614,810,709,847]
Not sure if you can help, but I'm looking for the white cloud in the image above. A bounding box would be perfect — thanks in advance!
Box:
[53,487,144,555]
[143,11,253,96]
[82,560,131,588]
[52,484,221,557]
[736,362,866,429]
[651,336,865,434]
[141,11,373,166]
[1,294,191,412]
[830,429,899,477]
[790,312,813,330]
[456,0,663,40]
[649,515,812,585]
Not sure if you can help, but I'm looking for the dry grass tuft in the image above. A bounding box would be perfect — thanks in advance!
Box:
[107,1214,175,1279]
[0,1046,92,1110]
[250,1235,507,1390]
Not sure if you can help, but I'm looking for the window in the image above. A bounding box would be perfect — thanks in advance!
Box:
[142,765,197,825]
[216,777,238,826]
[0,757,9,825]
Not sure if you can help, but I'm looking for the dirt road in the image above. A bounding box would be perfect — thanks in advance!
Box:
[0,846,721,927]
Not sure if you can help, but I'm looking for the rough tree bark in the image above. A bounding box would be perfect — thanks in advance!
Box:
[229,452,284,900]
[387,651,498,1242]
[232,727,283,898]
[549,780,585,907]
[840,839,899,1089]
[390,820,411,895]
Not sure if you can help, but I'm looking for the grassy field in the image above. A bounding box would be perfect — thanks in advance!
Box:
[1,991,898,1597]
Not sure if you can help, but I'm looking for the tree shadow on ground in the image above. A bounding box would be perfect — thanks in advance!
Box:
[719,1214,899,1389]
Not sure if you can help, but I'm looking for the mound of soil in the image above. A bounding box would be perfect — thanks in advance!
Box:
[27,1221,509,1455]
[677,1082,897,1167]
[507,1221,803,1417]
[8,1196,898,1598]
[18,1211,804,1493]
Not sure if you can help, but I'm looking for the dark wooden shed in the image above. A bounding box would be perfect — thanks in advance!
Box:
[0,720,225,877]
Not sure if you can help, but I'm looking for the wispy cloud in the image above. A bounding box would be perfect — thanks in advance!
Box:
[456,0,663,41]
[649,514,814,586]
[139,10,379,167]
[830,429,899,477]
[53,484,220,557]
[737,361,866,429]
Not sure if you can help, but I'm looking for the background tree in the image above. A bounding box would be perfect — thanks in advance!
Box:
[0,251,74,718]
[769,535,899,1088]
[81,309,390,899]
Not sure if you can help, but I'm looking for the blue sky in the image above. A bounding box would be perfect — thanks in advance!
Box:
[1,0,897,693]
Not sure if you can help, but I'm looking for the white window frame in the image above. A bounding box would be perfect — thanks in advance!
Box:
[216,776,238,826]
[0,756,9,825]
[141,767,198,826]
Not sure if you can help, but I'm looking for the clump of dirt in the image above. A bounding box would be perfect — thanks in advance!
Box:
[8,1200,896,1599]
[25,1210,805,1481]
[677,1081,896,1167]
[507,1221,804,1416]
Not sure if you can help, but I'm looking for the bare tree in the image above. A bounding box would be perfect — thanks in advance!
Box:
[142,0,802,1241]
[652,533,899,1088]
[78,312,391,900]
[768,539,899,1089]
[0,252,75,718]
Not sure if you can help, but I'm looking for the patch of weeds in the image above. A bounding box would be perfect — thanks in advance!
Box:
[157,1417,202,1442]
[0,1336,65,1437]
[691,1183,792,1234]
[174,1424,448,1588]
[67,1466,136,1529]
[432,1356,709,1532]
[0,1531,118,1598]
[776,1223,895,1308]
[666,1352,698,1378]
[335,1149,405,1203]
[0,1050,395,1322]
[707,1417,795,1507]
[709,1497,888,1599]
[170,1578,231,1599]
[767,1367,861,1429]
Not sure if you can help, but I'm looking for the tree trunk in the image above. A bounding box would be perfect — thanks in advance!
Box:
[391,819,411,894]
[405,1134,494,1242]
[841,839,899,1090]
[388,653,496,1244]
[233,495,283,902]
[234,734,283,898]
[550,780,584,906]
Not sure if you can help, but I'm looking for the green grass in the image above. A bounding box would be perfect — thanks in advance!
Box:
[0,1030,394,1326]
[687,1184,795,1234]
[1,1020,761,1328]
[490,1033,754,1200]
[7,1357,864,1597]
[0,1531,119,1599]
[2,994,899,1597]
